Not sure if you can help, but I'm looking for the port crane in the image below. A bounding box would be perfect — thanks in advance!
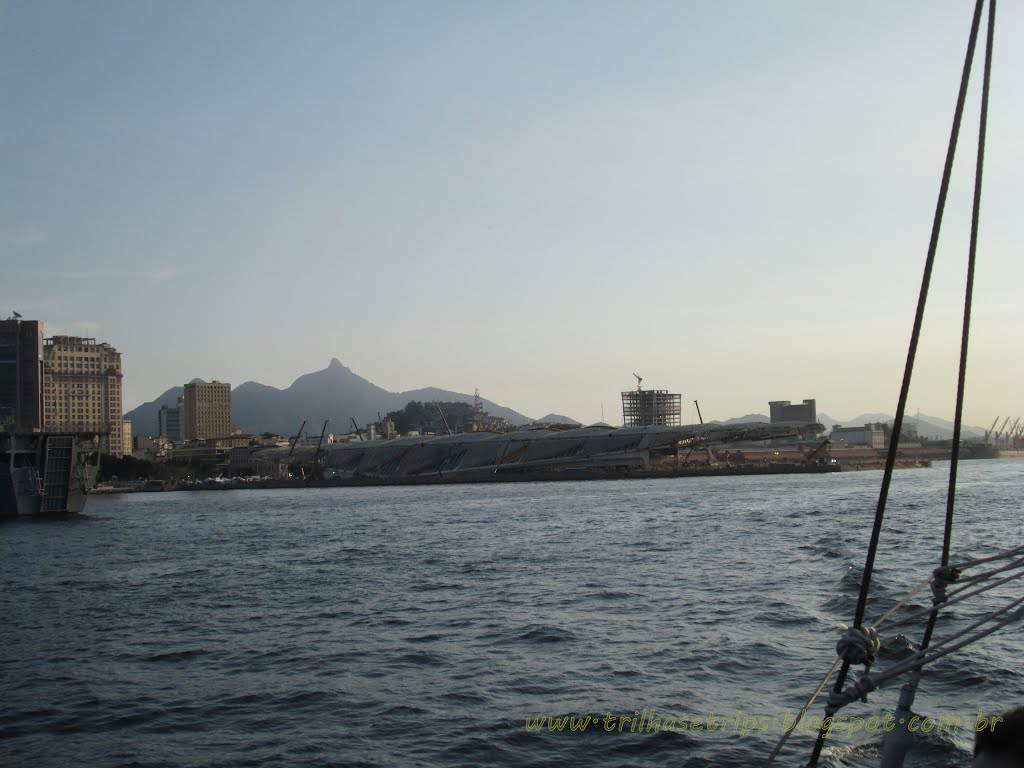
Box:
[311,420,329,478]
[434,402,453,435]
[283,420,306,479]
[803,439,832,466]
[994,416,1011,445]
[288,421,306,458]
[1005,417,1021,447]
[984,416,1000,443]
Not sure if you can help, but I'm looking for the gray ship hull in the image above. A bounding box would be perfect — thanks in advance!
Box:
[0,433,99,517]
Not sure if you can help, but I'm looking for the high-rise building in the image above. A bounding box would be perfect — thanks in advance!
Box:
[42,336,126,455]
[621,388,682,427]
[159,397,185,442]
[0,317,44,431]
[183,381,232,441]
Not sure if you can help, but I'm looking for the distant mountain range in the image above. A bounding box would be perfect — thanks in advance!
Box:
[125,359,534,437]
[125,359,988,440]
[718,412,985,440]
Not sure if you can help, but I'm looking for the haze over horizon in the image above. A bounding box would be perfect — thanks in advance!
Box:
[126,355,992,433]
[3,2,1022,427]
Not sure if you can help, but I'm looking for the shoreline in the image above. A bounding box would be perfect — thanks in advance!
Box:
[90,458,934,495]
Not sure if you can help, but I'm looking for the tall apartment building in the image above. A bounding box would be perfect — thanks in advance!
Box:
[42,336,127,455]
[0,317,44,431]
[183,381,232,440]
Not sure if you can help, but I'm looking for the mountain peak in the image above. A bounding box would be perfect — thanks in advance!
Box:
[125,362,535,436]
[535,413,581,425]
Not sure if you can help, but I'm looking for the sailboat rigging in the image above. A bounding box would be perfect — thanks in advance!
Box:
[768,1,1023,765]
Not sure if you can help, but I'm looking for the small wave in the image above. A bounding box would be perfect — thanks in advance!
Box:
[515,625,576,644]
[412,581,465,592]
[610,726,698,755]
[217,692,268,707]
[436,691,487,705]
[146,649,209,662]
[591,589,633,600]
[393,651,446,667]
[95,708,165,732]
[406,633,445,643]
[375,703,430,717]
[279,690,333,708]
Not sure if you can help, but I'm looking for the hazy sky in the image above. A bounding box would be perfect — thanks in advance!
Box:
[2,1,1021,427]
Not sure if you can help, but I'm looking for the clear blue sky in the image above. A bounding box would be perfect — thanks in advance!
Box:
[2,1,1021,426]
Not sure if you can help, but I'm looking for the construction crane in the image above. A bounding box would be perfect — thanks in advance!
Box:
[287,420,306,458]
[350,418,364,442]
[694,400,704,425]
[633,372,643,391]
[804,439,831,466]
[281,420,306,480]
[434,402,453,435]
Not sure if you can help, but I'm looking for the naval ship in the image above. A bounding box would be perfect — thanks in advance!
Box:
[0,432,100,516]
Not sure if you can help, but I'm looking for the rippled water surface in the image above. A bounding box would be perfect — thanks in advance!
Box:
[2,461,1022,767]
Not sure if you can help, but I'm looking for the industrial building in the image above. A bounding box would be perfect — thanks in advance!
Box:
[769,399,817,424]
[42,336,128,455]
[831,423,886,449]
[0,317,43,431]
[183,381,232,441]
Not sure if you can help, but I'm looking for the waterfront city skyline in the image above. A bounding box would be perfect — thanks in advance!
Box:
[3,2,1022,426]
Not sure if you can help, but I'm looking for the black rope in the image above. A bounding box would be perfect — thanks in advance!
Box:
[919,0,995,655]
[947,0,995,569]
[805,2,987,765]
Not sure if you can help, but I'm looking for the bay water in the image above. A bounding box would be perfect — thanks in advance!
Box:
[2,460,1022,767]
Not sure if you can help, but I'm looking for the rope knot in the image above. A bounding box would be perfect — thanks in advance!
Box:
[836,624,880,664]
[851,672,877,703]
[824,689,845,715]
[930,565,960,604]
[824,672,878,715]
